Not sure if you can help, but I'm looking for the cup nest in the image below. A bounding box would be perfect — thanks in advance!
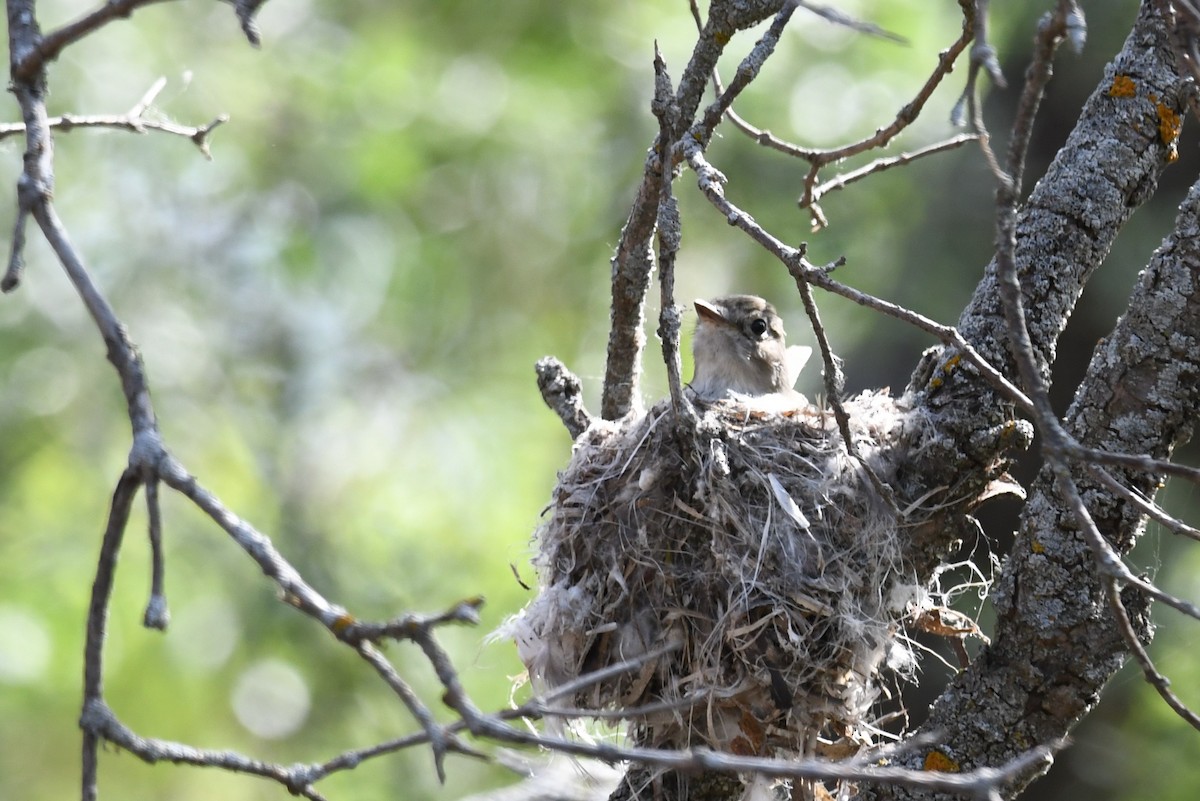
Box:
[501,390,980,757]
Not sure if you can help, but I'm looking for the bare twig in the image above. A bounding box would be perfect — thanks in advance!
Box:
[691,0,973,228]
[1073,444,1200,486]
[1051,465,1200,729]
[657,189,691,421]
[602,1,790,420]
[342,597,485,642]
[157,453,348,626]
[81,469,141,801]
[1086,464,1200,543]
[1105,579,1200,731]
[951,0,1007,131]
[2,206,28,292]
[793,1,905,42]
[808,133,980,205]
[354,641,461,781]
[142,478,169,630]
[687,2,798,152]
[12,0,173,81]
[535,357,593,438]
[0,83,229,159]
[650,43,694,424]
[1007,3,1083,192]
[1051,463,1200,624]
[791,267,901,507]
[684,145,1036,417]
[724,4,973,228]
[79,699,331,801]
[601,140,660,420]
[464,715,1062,798]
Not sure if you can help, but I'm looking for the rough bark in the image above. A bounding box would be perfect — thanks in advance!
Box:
[865,4,1197,797]
[901,0,1186,584]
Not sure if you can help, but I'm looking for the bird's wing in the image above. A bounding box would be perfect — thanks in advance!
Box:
[785,345,812,389]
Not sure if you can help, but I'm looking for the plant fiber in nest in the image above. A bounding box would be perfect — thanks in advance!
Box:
[503,391,950,757]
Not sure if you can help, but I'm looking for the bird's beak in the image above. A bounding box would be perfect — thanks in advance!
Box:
[694,299,730,326]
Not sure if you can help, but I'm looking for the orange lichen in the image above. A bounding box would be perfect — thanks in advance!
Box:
[923,750,961,772]
[1031,539,1046,555]
[1156,101,1182,162]
[1108,74,1136,98]
[928,353,962,391]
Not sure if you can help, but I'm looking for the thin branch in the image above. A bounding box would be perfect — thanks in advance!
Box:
[1,205,28,292]
[522,640,684,708]
[0,92,229,158]
[157,453,348,627]
[602,1,789,420]
[1007,3,1081,194]
[793,1,905,42]
[1072,444,1200,486]
[1104,579,1200,731]
[1,78,224,293]
[790,266,901,508]
[657,189,692,422]
[978,0,1076,426]
[142,478,169,630]
[1050,465,1200,728]
[80,699,331,801]
[32,199,160,434]
[13,0,269,79]
[342,597,485,643]
[353,641,459,782]
[600,141,660,420]
[650,42,693,425]
[1085,464,1200,543]
[808,133,979,205]
[691,1,973,228]
[14,0,174,81]
[684,145,1036,418]
[1049,461,1200,625]
[82,470,142,801]
[687,2,798,152]
[465,714,1062,797]
[951,0,1007,131]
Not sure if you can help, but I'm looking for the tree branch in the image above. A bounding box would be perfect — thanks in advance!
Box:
[600,0,788,420]
[15,0,173,81]
[867,6,1200,796]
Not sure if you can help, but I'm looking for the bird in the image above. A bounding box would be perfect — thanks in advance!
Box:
[689,294,811,403]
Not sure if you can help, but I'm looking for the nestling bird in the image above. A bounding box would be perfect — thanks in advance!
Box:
[689,294,811,402]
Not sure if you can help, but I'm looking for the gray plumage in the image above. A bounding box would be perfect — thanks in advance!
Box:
[689,294,810,401]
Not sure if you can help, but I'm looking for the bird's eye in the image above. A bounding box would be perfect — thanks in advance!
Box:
[749,318,769,337]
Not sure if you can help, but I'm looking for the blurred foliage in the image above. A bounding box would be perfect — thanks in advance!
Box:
[0,0,1197,799]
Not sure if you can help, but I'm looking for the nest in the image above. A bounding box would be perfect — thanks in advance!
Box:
[502,391,969,758]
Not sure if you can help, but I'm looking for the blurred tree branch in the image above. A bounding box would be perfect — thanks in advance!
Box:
[0,78,227,157]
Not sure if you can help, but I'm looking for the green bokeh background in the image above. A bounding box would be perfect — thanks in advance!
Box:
[1,1,1197,799]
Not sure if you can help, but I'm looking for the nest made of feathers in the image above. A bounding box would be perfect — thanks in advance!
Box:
[501,390,970,758]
